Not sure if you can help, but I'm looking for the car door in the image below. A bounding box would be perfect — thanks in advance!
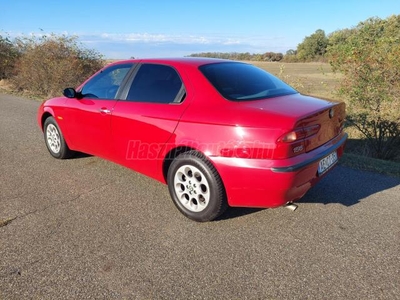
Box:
[110,63,191,181]
[63,63,134,157]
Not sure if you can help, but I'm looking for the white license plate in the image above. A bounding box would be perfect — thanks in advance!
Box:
[318,151,338,175]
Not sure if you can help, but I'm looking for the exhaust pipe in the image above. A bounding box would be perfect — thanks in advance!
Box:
[285,203,298,211]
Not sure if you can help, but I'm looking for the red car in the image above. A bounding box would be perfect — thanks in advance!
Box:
[38,58,347,221]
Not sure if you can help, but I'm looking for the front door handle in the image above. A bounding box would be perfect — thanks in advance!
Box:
[99,108,111,114]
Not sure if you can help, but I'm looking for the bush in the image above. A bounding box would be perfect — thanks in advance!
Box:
[0,34,19,80]
[12,34,104,98]
[328,15,400,160]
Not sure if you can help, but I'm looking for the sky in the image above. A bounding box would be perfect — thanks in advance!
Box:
[1,0,399,59]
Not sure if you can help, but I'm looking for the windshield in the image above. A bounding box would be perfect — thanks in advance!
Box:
[199,62,297,101]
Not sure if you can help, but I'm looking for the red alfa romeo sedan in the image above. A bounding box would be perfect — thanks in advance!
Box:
[37,58,347,221]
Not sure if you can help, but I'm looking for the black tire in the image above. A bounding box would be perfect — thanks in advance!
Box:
[167,151,227,222]
[43,117,74,159]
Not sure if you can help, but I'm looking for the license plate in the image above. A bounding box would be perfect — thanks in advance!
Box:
[318,151,338,175]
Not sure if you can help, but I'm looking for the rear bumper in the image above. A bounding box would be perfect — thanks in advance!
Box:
[271,133,348,173]
[210,132,347,208]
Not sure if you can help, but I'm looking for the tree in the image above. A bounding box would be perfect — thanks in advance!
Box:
[282,49,298,62]
[328,15,400,159]
[262,52,283,62]
[297,29,328,61]
[285,49,296,56]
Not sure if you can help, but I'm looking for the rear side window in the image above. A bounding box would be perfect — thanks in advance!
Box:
[126,64,185,103]
[199,62,297,101]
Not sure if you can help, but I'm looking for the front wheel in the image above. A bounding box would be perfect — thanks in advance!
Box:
[167,151,227,222]
[43,117,74,159]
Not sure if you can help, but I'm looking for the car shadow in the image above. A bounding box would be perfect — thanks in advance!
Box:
[216,207,265,221]
[298,165,400,206]
[69,152,92,159]
[217,165,399,221]
[66,152,399,218]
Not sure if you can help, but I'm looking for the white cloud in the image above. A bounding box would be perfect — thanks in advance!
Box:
[90,32,243,46]
[87,32,293,58]
[2,30,295,58]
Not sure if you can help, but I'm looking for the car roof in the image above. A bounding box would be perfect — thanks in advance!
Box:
[109,57,239,67]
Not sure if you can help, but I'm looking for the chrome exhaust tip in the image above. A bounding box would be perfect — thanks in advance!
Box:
[285,203,298,211]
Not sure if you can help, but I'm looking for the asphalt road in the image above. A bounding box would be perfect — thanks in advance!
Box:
[0,93,399,300]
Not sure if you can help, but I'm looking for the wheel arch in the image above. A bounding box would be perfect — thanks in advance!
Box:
[41,111,75,154]
[162,146,227,194]
[40,112,53,131]
[162,146,196,183]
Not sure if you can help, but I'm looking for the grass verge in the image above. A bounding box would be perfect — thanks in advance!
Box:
[339,153,400,178]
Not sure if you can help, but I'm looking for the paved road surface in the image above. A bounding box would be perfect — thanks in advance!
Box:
[0,93,399,299]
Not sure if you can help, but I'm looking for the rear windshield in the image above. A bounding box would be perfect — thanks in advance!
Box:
[199,62,297,101]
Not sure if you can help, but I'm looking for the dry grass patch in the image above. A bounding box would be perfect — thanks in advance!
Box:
[249,61,343,100]
[0,217,16,227]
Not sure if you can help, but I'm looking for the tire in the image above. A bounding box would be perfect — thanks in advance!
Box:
[167,151,227,222]
[43,117,74,159]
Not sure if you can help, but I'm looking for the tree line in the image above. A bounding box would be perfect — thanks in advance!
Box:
[187,28,328,62]
[187,51,284,62]
[188,28,328,63]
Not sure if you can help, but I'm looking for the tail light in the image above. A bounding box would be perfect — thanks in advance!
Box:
[278,125,320,143]
[218,125,322,160]
[276,124,321,158]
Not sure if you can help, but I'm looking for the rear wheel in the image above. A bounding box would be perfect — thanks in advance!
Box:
[43,117,74,159]
[167,151,227,222]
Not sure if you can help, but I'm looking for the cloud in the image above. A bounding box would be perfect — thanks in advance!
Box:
[3,29,294,58]
[82,32,243,46]
[76,32,294,58]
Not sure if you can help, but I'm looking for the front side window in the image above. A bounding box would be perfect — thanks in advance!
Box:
[199,62,297,101]
[81,63,133,99]
[126,64,185,103]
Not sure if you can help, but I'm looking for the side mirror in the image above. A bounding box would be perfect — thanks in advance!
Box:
[63,88,77,98]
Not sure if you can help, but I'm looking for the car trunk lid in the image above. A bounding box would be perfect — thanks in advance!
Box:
[295,101,346,152]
